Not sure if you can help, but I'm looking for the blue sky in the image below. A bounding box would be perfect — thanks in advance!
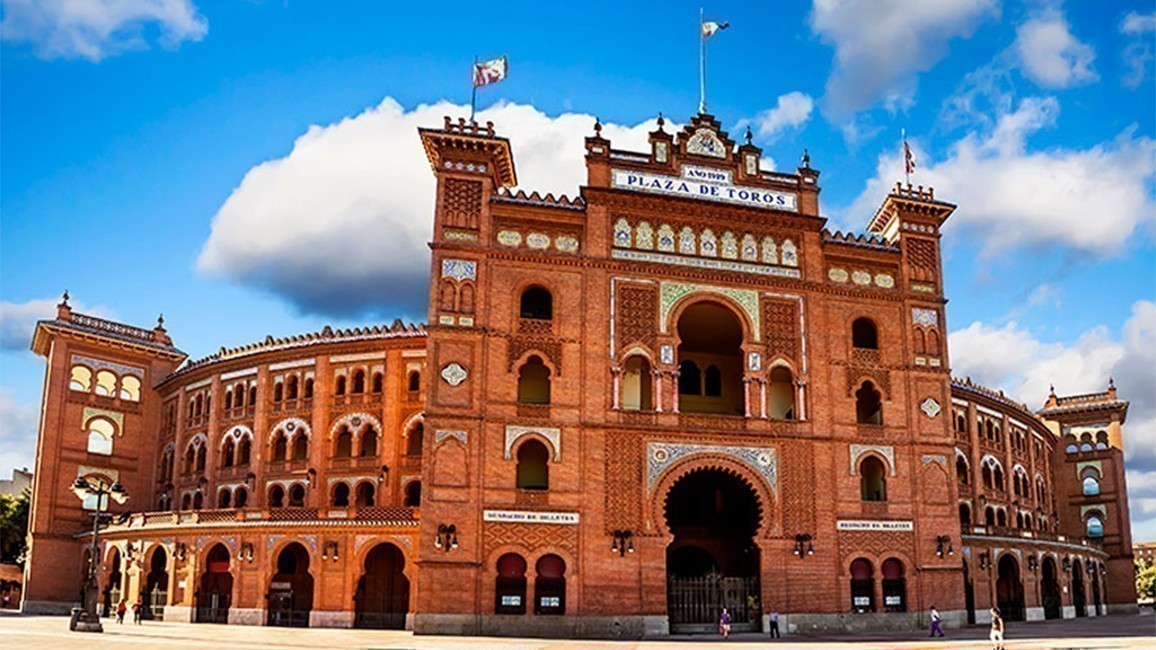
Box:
[1,1,1154,537]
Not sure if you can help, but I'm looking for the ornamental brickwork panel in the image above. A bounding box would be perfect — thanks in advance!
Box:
[443,178,483,230]
[780,442,815,534]
[604,430,643,532]
[616,284,658,355]
[483,521,579,559]
[762,297,800,365]
[906,238,938,283]
[837,530,914,561]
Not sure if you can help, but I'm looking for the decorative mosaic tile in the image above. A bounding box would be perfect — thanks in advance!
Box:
[497,230,522,247]
[660,344,674,365]
[646,442,777,495]
[555,236,579,253]
[444,230,478,242]
[912,308,938,327]
[440,362,468,386]
[700,229,717,257]
[657,225,675,252]
[852,270,871,285]
[613,249,801,280]
[721,232,738,259]
[505,425,561,460]
[678,227,696,255]
[850,444,895,476]
[781,240,798,266]
[613,219,632,248]
[659,281,760,340]
[748,352,762,372]
[441,259,476,281]
[828,268,849,283]
[920,397,942,418]
[745,154,758,176]
[635,222,654,250]
[655,141,668,163]
[435,429,469,445]
[741,235,758,262]
[875,274,895,288]
[72,355,145,377]
[761,237,778,264]
[686,128,727,158]
[922,455,947,467]
[912,284,936,293]
[526,233,551,249]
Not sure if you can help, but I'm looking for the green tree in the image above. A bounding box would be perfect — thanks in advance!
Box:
[0,488,31,565]
[1137,561,1156,602]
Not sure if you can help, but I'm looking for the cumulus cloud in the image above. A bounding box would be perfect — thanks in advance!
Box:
[0,389,38,476]
[843,97,1156,255]
[949,301,1156,538]
[198,99,669,317]
[0,296,113,351]
[0,0,207,61]
[1014,9,1098,88]
[750,92,814,141]
[1121,11,1156,87]
[809,0,998,117]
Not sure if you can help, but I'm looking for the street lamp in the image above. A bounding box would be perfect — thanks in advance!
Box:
[69,476,128,633]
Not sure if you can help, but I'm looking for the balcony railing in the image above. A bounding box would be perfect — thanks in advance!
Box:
[101,506,420,532]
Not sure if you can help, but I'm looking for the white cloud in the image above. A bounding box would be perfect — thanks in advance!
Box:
[1014,9,1098,88]
[198,99,668,316]
[0,0,207,61]
[751,92,814,141]
[844,97,1156,255]
[809,0,998,117]
[0,389,38,477]
[949,301,1156,539]
[1121,11,1156,87]
[0,296,113,351]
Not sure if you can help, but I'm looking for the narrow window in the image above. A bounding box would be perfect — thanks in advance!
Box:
[237,438,252,465]
[495,554,527,615]
[517,356,551,404]
[335,375,346,396]
[703,364,722,397]
[303,378,313,399]
[519,286,553,320]
[1082,475,1100,496]
[677,360,701,395]
[407,371,421,392]
[956,457,969,484]
[534,554,567,615]
[404,481,422,507]
[273,382,283,402]
[120,376,141,401]
[221,439,235,467]
[859,456,887,501]
[371,372,383,393]
[86,418,115,455]
[272,432,288,461]
[334,427,353,458]
[70,365,93,392]
[881,559,906,612]
[767,366,795,419]
[852,318,878,349]
[218,489,232,509]
[1086,515,1103,538]
[850,559,875,613]
[288,484,306,507]
[855,382,883,425]
[406,423,424,456]
[959,503,971,528]
[269,485,285,508]
[352,369,366,393]
[355,482,375,507]
[234,487,248,508]
[360,426,378,457]
[292,435,308,461]
[286,375,298,400]
[331,483,350,507]
[621,356,653,411]
[95,370,118,397]
[516,440,549,491]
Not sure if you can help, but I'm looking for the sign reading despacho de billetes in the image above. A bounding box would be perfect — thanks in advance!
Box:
[837,520,914,531]
[483,509,580,525]
[611,165,799,212]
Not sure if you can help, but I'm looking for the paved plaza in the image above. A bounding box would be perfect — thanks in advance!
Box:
[0,611,1153,649]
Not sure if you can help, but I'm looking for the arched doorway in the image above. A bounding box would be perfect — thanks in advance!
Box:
[1091,566,1103,615]
[102,548,123,617]
[267,542,313,627]
[665,468,762,633]
[196,544,232,623]
[141,546,169,620]
[1041,557,1061,619]
[996,554,1025,622]
[676,302,745,415]
[353,543,409,629]
[962,558,975,625]
[1071,559,1086,617]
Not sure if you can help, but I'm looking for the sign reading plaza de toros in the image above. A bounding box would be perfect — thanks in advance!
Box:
[611,164,799,212]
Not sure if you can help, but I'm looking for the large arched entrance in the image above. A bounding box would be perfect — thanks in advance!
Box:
[102,548,123,617]
[354,543,409,629]
[1071,559,1087,617]
[664,468,762,633]
[267,542,313,627]
[1041,557,1062,619]
[996,554,1025,622]
[196,544,232,623]
[676,302,745,415]
[141,546,169,620]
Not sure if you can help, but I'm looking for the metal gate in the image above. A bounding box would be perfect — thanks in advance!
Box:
[142,589,167,620]
[667,573,760,633]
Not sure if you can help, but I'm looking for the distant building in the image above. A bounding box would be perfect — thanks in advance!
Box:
[1135,542,1156,565]
[0,468,32,497]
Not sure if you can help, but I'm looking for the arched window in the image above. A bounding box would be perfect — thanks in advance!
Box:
[677,360,701,395]
[273,382,284,402]
[982,465,993,490]
[1016,512,1024,529]
[269,485,285,508]
[86,418,115,455]
[859,456,887,501]
[360,426,378,457]
[956,457,969,484]
[459,283,476,313]
[271,432,288,461]
[218,489,232,509]
[331,483,350,507]
[292,435,308,461]
[439,280,456,312]
[248,385,257,405]
[495,553,527,615]
[237,437,252,466]
[184,446,196,474]
[767,366,796,419]
[996,509,1007,527]
[881,558,906,612]
[120,376,141,401]
[195,445,207,472]
[703,364,723,397]
[95,370,118,396]
[852,318,878,349]
[519,286,553,320]
[928,329,940,356]
[355,482,375,507]
[621,356,653,411]
[334,427,353,458]
[234,487,248,508]
[224,389,234,410]
[406,422,424,457]
[1095,430,1109,450]
[70,365,93,392]
[286,375,298,400]
[234,383,246,407]
[1086,515,1104,538]
[516,440,549,491]
[404,481,422,507]
[517,356,551,404]
[959,503,971,528]
[993,467,1005,492]
[956,414,967,433]
[534,554,566,615]
[221,439,236,467]
[407,371,421,392]
[985,507,995,527]
[855,381,883,425]
[352,369,366,394]
[288,484,306,507]
[181,493,192,511]
[192,491,203,510]
[371,372,383,393]
[850,558,874,612]
[335,376,347,396]
[1083,475,1100,496]
[303,378,313,399]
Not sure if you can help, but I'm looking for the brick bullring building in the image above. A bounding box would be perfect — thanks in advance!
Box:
[21,112,1138,636]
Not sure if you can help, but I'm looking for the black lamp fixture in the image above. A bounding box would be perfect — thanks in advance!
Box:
[435,523,458,551]
[174,542,187,561]
[1086,562,1096,576]
[1062,556,1072,573]
[792,533,814,558]
[935,535,954,558]
[978,551,990,570]
[1028,555,1039,572]
[240,542,255,563]
[1099,564,1107,576]
[610,530,634,556]
[322,541,339,562]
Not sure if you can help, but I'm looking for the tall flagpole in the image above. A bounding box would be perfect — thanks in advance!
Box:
[699,8,706,114]
[470,56,478,124]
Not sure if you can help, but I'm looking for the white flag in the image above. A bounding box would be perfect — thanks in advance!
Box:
[473,56,508,87]
[702,21,729,38]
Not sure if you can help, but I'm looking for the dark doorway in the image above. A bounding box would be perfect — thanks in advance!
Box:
[354,543,409,629]
[196,544,232,623]
[1041,557,1062,619]
[1071,559,1087,617]
[996,555,1025,622]
[676,302,745,415]
[963,559,975,625]
[141,547,169,620]
[102,548,122,617]
[665,468,762,633]
[267,543,313,627]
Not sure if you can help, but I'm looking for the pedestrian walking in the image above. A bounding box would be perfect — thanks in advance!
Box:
[989,607,1005,650]
[768,608,780,638]
[132,598,143,624]
[116,599,127,624]
[719,607,732,639]
[929,605,944,637]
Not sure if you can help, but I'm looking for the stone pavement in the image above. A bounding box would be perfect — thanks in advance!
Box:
[0,610,1152,649]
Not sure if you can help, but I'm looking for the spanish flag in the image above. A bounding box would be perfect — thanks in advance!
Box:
[473,56,508,87]
[702,20,729,38]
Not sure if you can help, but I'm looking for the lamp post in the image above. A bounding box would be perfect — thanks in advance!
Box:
[69,476,128,633]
